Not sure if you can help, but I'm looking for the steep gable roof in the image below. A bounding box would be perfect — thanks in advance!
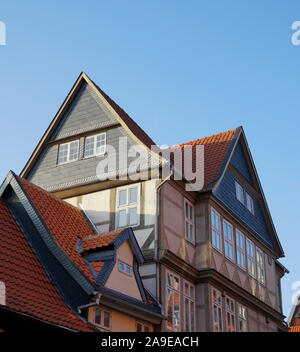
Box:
[0,198,95,332]
[20,72,159,179]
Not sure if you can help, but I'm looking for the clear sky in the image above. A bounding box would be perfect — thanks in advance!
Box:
[0,1,299,319]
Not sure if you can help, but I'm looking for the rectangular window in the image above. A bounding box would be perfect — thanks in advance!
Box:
[246,238,256,278]
[136,322,151,332]
[246,192,254,214]
[84,133,106,157]
[211,208,222,252]
[184,281,196,332]
[237,304,247,332]
[256,247,265,285]
[235,181,244,204]
[225,296,236,332]
[236,230,246,270]
[93,308,111,331]
[184,199,195,243]
[223,220,234,261]
[118,260,132,276]
[116,185,140,228]
[57,140,79,164]
[166,271,180,332]
[212,288,223,332]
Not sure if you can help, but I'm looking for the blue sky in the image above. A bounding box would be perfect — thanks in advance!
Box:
[0,1,299,319]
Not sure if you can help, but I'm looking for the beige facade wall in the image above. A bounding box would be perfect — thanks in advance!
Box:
[105,241,142,300]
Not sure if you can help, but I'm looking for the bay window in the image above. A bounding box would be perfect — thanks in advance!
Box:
[223,220,234,261]
[256,247,265,285]
[211,208,222,252]
[236,230,246,270]
[246,238,256,278]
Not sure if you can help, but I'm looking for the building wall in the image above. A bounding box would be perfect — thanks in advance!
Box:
[209,200,281,313]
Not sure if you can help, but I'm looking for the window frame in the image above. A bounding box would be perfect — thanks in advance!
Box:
[236,230,246,270]
[225,296,236,332]
[246,237,256,278]
[93,307,111,331]
[136,321,151,332]
[211,207,222,253]
[84,132,106,158]
[115,184,140,229]
[184,199,195,244]
[223,220,235,262]
[212,288,223,332]
[237,304,248,332]
[118,260,132,276]
[166,270,181,332]
[245,192,255,214]
[256,247,265,285]
[57,140,79,165]
[183,280,196,332]
[235,181,244,204]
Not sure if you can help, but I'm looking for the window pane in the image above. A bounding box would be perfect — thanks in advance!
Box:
[129,207,138,225]
[119,262,124,271]
[174,292,180,331]
[137,323,142,332]
[95,308,101,325]
[174,276,179,290]
[69,141,79,161]
[126,265,131,275]
[167,289,173,330]
[118,210,127,227]
[84,136,95,157]
[103,312,110,328]
[96,134,106,155]
[191,301,195,332]
[129,187,137,204]
[185,298,189,331]
[58,144,69,164]
[119,190,127,206]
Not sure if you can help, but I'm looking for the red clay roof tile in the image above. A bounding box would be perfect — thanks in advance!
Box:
[0,198,94,331]
[165,128,236,188]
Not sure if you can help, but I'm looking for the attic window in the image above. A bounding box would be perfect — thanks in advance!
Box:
[235,181,244,204]
[118,260,132,276]
[245,192,254,214]
[57,140,79,164]
[84,133,106,157]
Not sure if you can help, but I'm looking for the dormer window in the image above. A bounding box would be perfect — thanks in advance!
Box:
[84,132,106,158]
[235,181,244,204]
[57,140,79,164]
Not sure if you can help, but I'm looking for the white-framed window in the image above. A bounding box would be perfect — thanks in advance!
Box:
[235,181,244,204]
[236,230,246,270]
[183,281,196,332]
[237,304,247,332]
[166,271,180,332]
[212,288,223,332]
[246,192,254,214]
[211,208,222,252]
[116,185,140,228]
[93,307,111,331]
[57,140,79,164]
[256,247,265,285]
[246,238,256,278]
[184,199,195,243]
[118,260,132,276]
[225,296,236,332]
[84,132,106,157]
[136,321,151,332]
[223,220,234,261]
